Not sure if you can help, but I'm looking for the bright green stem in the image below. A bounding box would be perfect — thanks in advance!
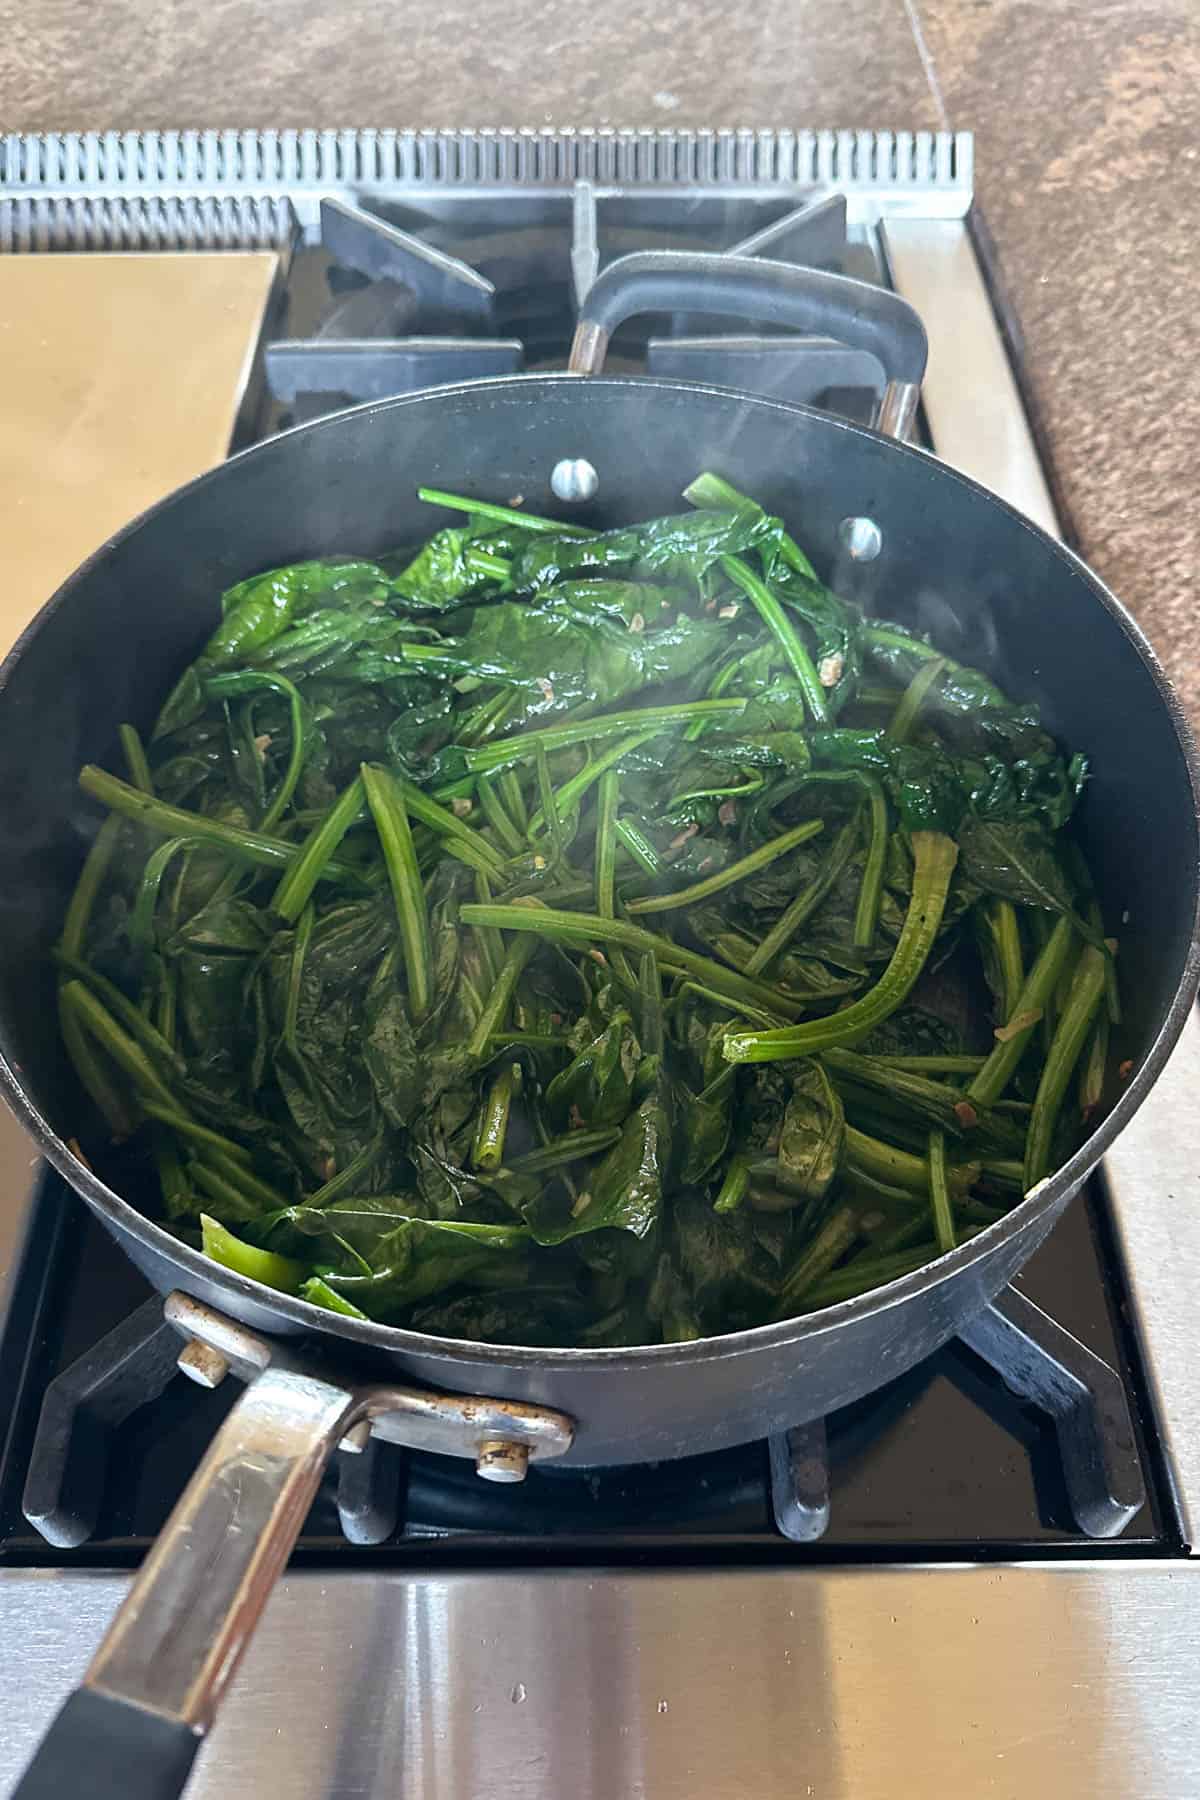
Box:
[466,935,537,1061]
[476,774,526,857]
[683,471,817,577]
[392,770,505,877]
[459,903,804,1021]
[52,953,183,1076]
[306,1137,386,1208]
[627,818,823,917]
[986,898,1025,1023]
[875,1054,987,1074]
[417,486,595,536]
[499,768,528,833]
[139,1099,254,1165]
[884,656,949,744]
[853,778,888,949]
[776,1206,860,1312]
[723,830,958,1062]
[272,774,365,923]
[130,837,208,948]
[472,1063,517,1171]
[744,811,860,976]
[845,1124,930,1196]
[613,817,664,876]
[204,670,306,832]
[362,765,432,1021]
[201,1214,304,1292]
[1024,943,1107,1189]
[967,916,1075,1107]
[720,554,831,725]
[59,980,178,1112]
[928,1128,956,1253]
[283,904,314,1056]
[119,723,155,794]
[61,812,123,957]
[302,1276,369,1318]
[529,731,656,840]
[80,765,360,887]
[713,1154,750,1214]
[462,700,747,773]
[595,770,638,991]
[803,1243,935,1309]
[595,768,620,918]
[1079,1010,1110,1123]
[534,743,567,866]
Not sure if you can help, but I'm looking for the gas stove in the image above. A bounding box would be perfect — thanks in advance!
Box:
[1,127,1199,1800]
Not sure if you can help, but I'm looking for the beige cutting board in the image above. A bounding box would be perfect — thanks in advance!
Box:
[0,251,279,654]
[0,250,279,1250]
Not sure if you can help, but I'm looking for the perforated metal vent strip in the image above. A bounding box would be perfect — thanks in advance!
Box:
[0,128,972,254]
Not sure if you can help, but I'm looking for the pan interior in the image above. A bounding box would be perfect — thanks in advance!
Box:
[0,377,1194,1354]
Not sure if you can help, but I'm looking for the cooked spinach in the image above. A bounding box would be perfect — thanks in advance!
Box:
[56,474,1116,1345]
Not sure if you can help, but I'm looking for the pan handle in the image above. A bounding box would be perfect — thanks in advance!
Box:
[13,1365,363,1800]
[568,250,927,440]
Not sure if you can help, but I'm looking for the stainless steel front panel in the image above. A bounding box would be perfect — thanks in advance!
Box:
[5,1565,1200,1798]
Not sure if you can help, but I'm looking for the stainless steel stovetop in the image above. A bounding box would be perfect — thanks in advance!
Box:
[2,127,1200,1800]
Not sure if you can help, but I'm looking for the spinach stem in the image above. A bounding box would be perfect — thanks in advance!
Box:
[852,778,888,948]
[462,700,747,772]
[776,1206,859,1311]
[466,935,537,1061]
[713,1154,750,1214]
[1024,943,1107,1189]
[473,1063,517,1170]
[205,670,307,832]
[721,555,831,725]
[724,830,958,1061]
[744,812,860,976]
[967,916,1075,1107]
[273,774,365,923]
[417,487,597,536]
[119,723,155,794]
[460,903,803,1021]
[80,765,361,887]
[884,656,949,744]
[627,818,824,917]
[362,765,432,1021]
[928,1128,956,1252]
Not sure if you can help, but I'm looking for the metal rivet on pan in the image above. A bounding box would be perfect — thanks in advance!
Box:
[177,1339,230,1389]
[839,516,883,561]
[475,1439,531,1484]
[550,457,599,503]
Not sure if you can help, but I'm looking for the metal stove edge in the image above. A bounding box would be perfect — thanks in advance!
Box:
[2,1564,1200,1800]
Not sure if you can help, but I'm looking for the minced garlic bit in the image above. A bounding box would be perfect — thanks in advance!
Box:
[818,652,845,688]
[451,796,473,818]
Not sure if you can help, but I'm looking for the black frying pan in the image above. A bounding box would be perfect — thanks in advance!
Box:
[11,255,1200,1798]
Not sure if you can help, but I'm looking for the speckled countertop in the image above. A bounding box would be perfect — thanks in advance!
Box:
[2,0,1196,712]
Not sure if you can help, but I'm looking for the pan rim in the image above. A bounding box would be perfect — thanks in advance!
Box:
[3,371,1198,1370]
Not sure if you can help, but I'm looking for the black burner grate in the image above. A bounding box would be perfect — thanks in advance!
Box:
[258,186,885,428]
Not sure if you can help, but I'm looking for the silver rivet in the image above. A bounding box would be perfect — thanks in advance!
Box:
[476,1439,531,1484]
[177,1339,229,1389]
[839,516,883,561]
[338,1419,372,1455]
[550,457,599,503]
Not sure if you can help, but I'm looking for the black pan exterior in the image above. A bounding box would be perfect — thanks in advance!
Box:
[1,377,1195,1465]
